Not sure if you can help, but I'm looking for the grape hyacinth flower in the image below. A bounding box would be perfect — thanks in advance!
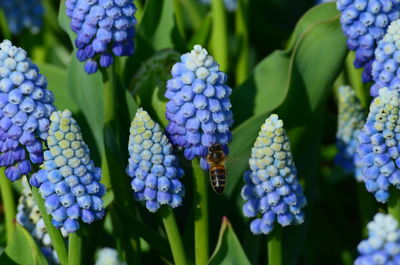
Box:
[65,0,137,74]
[16,178,67,264]
[357,87,400,203]
[355,213,400,265]
[165,45,234,170]
[241,114,307,235]
[126,108,185,213]
[337,0,400,83]
[95,248,126,265]
[199,0,238,12]
[30,110,105,233]
[0,0,43,34]
[0,40,56,181]
[335,85,365,181]
[371,19,400,97]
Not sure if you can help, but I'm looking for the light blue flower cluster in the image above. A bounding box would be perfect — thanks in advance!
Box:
[199,0,237,12]
[357,87,400,203]
[337,0,400,83]
[0,0,43,34]
[16,178,67,264]
[0,40,56,181]
[355,213,400,265]
[241,114,307,235]
[336,85,365,181]
[127,108,185,213]
[95,248,126,265]
[65,0,137,74]
[165,45,233,170]
[371,19,400,97]
[30,110,105,233]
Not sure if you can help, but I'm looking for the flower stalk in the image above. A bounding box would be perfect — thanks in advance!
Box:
[0,168,15,244]
[68,231,82,265]
[389,188,400,223]
[268,225,282,265]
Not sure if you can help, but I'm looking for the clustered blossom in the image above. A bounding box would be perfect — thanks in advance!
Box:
[127,108,185,213]
[16,178,67,264]
[371,19,400,97]
[95,248,126,265]
[165,45,233,170]
[337,0,400,83]
[357,87,400,203]
[0,40,56,181]
[199,0,238,12]
[65,0,137,74]
[335,85,365,181]
[0,0,43,34]
[30,110,105,233]
[241,114,307,235]
[355,213,400,265]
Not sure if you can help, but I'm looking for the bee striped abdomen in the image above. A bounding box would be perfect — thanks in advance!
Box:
[210,165,226,194]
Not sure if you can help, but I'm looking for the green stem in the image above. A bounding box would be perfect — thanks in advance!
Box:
[192,159,209,265]
[211,0,228,72]
[180,0,203,30]
[267,225,282,265]
[68,232,82,265]
[235,0,250,85]
[173,0,186,40]
[32,187,68,265]
[160,206,187,265]
[388,188,400,223]
[345,52,369,108]
[0,168,15,244]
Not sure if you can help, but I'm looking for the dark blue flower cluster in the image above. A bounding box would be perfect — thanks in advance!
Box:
[0,0,43,34]
[165,45,233,170]
[0,40,56,181]
[127,108,185,213]
[336,85,365,181]
[30,110,105,233]
[337,0,400,83]
[357,87,400,203]
[16,178,67,264]
[65,0,137,74]
[241,114,307,235]
[355,213,400,265]
[371,19,400,97]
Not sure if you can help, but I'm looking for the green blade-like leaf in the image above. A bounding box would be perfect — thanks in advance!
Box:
[208,217,251,265]
[0,224,49,265]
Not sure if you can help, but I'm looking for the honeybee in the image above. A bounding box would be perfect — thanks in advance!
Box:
[207,144,227,194]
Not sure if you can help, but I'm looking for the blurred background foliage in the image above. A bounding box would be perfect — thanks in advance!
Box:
[0,0,375,264]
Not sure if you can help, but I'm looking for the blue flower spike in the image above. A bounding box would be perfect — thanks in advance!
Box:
[0,40,56,182]
[241,114,307,235]
[16,178,67,264]
[371,19,400,97]
[357,87,400,203]
[65,0,137,74]
[336,85,365,181]
[355,213,400,265]
[0,0,43,34]
[30,110,106,234]
[95,248,126,265]
[165,44,234,170]
[337,0,400,83]
[126,108,185,213]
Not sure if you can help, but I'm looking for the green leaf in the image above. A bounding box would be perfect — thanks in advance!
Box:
[226,2,347,196]
[208,217,251,265]
[0,224,49,265]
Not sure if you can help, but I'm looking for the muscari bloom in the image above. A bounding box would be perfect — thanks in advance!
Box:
[336,85,365,181]
[165,45,233,170]
[355,213,400,265]
[127,108,185,213]
[95,248,126,265]
[371,19,400,97]
[65,0,137,74]
[357,87,400,203]
[30,110,105,233]
[0,0,43,34]
[16,178,67,264]
[199,0,238,12]
[337,0,400,83]
[241,114,307,235]
[0,40,55,181]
